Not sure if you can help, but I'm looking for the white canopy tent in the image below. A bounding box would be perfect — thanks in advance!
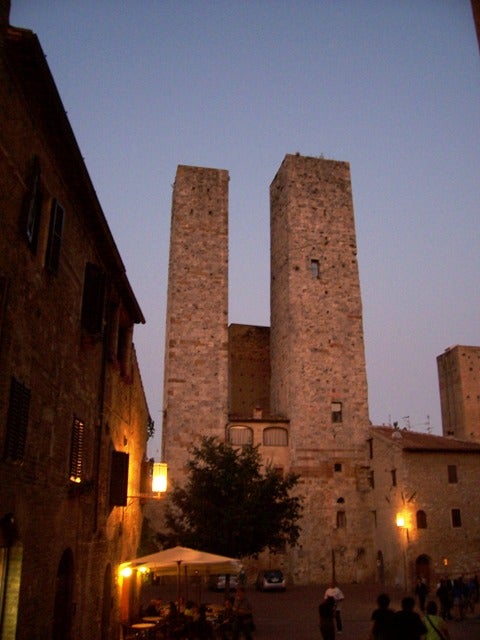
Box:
[126,545,242,577]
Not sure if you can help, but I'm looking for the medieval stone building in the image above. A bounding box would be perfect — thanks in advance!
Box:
[162,154,480,586]
[0,6,150,639]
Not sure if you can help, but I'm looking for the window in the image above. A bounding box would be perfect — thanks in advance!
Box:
[331,402,343,423]
[334,463,342,472]
[311,259,320,278]
[336,511,346,528]
[81,263,105,334]
[0,276,8,346]
[391,469,397,487]
[4,377,30,461]
[229,426,253,446]
[451,509,462,528]
[109,451,129,507]
[263,427,288,446]
[368,470,375,489]
[416,510,427,529]
[447,465,458,484]
[69,417,85,483]
[22,155,43,252]
[45,199,64,273]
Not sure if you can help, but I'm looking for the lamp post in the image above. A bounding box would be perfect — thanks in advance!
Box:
[396,513,409,592]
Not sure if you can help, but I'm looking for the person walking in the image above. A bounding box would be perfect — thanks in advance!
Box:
[324,581,345,633]
[393,596,427,640]
[368,593,396,640]
[423,600,450,640]
[318,596,336,640]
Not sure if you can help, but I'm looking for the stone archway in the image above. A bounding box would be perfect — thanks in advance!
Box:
[52,548,74,640]
[415,554,431,587]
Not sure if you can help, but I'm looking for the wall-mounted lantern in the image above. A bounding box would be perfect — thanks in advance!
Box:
[152,462,168,494]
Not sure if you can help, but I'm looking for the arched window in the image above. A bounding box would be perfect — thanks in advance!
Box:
[263,427,288,446]
[416,510,427,529]
[228,426,253,446]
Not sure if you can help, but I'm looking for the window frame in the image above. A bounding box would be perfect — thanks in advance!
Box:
[45,198,64,273]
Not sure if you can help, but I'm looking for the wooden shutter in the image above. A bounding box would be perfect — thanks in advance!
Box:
[69,417,85,482]
[5,377,31,461]
[81,263,105,334]
[45,199,64,273]
[109,451,129,506]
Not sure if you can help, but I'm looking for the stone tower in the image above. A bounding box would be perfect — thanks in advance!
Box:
[270,155,373,582]
[437,345,480,442]
[162,165,229,484]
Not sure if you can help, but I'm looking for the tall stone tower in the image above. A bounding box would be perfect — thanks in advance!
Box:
[437,345,480,442]
[162,165,229,484]
[270,154,373,582]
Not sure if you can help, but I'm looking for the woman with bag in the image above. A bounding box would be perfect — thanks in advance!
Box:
[423,601,451,640]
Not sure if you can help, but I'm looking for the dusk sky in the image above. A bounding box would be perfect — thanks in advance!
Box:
[11,2,479,459]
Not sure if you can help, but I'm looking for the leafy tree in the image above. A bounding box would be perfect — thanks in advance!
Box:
[164,436,303,558]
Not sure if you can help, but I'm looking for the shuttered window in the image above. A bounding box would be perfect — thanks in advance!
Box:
[69,417,85,482]
[22,155,43,252]
[45,199,64,273]
[5,377,31,461]
[109,451,129,506]
[81,263,105,334]
[416,510,427,529]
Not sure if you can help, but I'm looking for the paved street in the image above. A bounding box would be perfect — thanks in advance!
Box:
[144,581,480,640]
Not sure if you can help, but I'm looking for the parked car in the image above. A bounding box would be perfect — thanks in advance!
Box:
[255,569,286,591]
[207,574,239,591]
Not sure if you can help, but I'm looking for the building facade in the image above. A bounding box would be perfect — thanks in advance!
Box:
[1,8,150,639]
[162,154,480,587]
[369,426,480,588]
[437,345,480,442]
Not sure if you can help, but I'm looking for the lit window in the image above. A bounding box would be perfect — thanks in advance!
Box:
[451,509,462,528]
[447,465,458,484]
[229,426,253,446]
[331,402,343,423]
[416,510,427,529]
[263,427,288,446]
[69,417,85,483]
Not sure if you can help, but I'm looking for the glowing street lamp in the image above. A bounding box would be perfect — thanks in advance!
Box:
[152,462,168,494]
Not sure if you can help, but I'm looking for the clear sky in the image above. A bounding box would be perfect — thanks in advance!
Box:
[10,1,479,458]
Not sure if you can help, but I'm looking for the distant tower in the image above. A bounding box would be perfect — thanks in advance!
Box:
[162,165,229,484]
[270,155,372,582]
[437,345,480,442]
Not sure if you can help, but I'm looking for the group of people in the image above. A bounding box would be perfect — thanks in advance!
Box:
[368,593,449,640]
[436,575,479,621]
[318,579,464,640]
[141,587,254,640]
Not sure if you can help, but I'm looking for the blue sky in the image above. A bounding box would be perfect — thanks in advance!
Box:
[11,1,479,457]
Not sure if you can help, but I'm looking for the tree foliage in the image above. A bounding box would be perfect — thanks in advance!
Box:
[164,436,303,558]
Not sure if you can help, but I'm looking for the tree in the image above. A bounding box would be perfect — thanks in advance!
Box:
[164,436,303,558]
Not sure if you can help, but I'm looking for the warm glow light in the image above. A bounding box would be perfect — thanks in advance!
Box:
[120,566,132,578]
[138,566,149,574]
[152,462,168,493]
[396,514,405,528]
[443,558,448,566]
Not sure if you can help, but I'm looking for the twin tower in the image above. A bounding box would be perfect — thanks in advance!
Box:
[162,154,374,583]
